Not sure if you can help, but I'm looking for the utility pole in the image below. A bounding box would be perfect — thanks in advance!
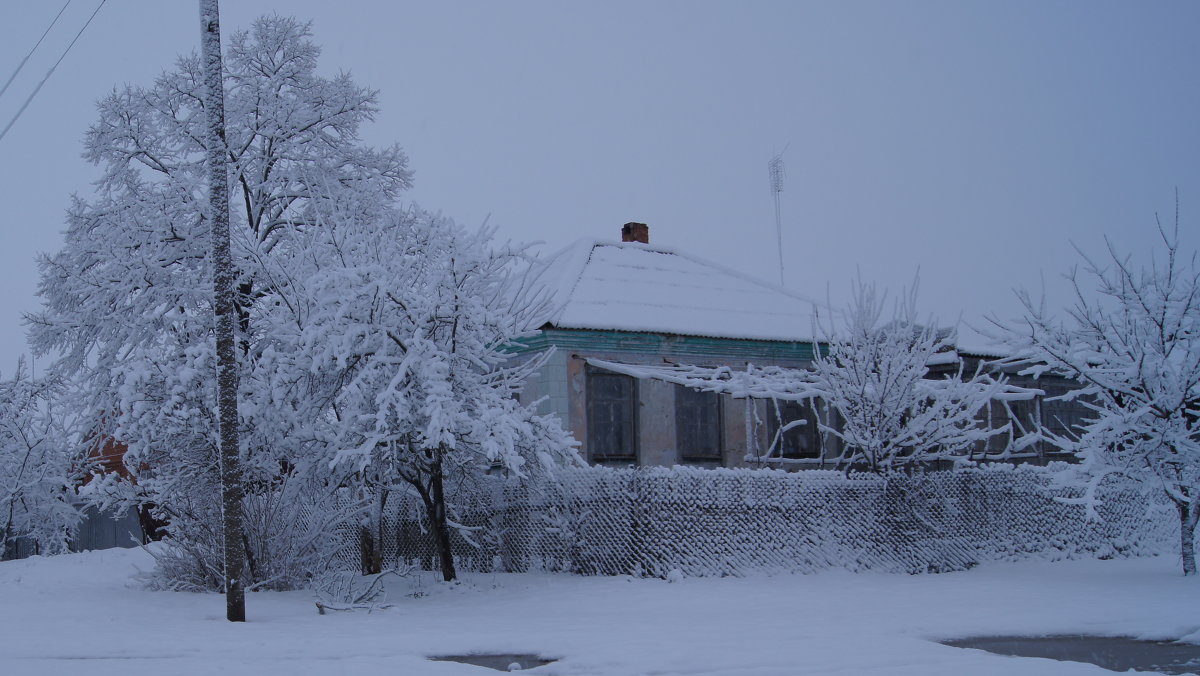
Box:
[199,0,246,623]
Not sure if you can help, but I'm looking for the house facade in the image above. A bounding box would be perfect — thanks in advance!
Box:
[515,224,1089,470]
[515,225,831,468]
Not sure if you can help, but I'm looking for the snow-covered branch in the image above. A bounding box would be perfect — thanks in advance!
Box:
[990,207,1200,574]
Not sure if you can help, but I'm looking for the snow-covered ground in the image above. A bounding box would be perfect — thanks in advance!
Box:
[1,547,1196,675]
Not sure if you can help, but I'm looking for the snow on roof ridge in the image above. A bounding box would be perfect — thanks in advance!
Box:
[536,237,821,342]
[537,238,601,326]
[955,343,1012,359]
[636,241,825,310]
[546,237,824,306]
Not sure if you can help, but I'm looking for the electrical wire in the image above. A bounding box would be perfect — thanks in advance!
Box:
[0,0,72,103]
[0,0,105,146]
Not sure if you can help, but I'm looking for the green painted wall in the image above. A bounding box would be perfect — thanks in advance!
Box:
[512,327,821,363]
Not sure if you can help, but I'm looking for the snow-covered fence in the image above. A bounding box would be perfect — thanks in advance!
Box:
[347,464,1176,577]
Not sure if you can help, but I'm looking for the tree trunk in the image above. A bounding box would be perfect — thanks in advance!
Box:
[200,0,246,622]
[358,487,386,575]
[137,504,167,543]
[1,510,15,561]
[1179,499,1197,577]
[359,525,381,575]
[1,529,15,562]
[429,457,457,582]
[408,453,458,582]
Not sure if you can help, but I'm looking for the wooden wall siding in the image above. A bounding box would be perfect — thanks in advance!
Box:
[71,506,144,553]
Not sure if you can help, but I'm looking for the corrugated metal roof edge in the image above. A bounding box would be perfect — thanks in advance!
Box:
[541,319,816,344]
[512,327,821,361]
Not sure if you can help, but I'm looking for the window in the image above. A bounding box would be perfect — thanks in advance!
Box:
[586,368,637,463]
[767,399,821,459]
[675,385,722,463]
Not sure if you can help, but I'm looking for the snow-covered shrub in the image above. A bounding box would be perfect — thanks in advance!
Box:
[0,362,79,560]
[312,564,412,613]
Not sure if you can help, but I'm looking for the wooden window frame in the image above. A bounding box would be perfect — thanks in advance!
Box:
[586,366,639,463]
[675,384,723,463]
[767,398,822,460]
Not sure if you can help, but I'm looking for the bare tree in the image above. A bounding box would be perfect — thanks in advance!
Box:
[808,280,1009,473]
[592,278,1008,473]
[997,208,1200,575]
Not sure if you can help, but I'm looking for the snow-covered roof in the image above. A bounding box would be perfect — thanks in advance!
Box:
[533,240,819,342]
[956,344,1011,360]
[954,326,1012,359]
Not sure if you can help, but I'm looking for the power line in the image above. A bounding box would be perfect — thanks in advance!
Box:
[0,0,105,146]
[0,0,72,104]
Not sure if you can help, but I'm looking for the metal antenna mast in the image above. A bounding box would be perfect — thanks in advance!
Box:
[768,145,788,286]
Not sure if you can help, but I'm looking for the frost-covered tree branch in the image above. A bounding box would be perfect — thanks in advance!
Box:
[809,280,1010,473]
[594,278,1014,473]
[312,211,581,581]
[0,361,79,560]
[28,15,412,589]
[992,205,1200,575]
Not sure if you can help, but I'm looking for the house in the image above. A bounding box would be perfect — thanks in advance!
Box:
[514,223,1090,470]
[514,224,829,468]
[5,436,147,560]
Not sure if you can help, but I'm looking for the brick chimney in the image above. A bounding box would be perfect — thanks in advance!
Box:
[621,222,649,244]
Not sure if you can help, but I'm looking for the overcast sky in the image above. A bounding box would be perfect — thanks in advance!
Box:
[0,1,1197,370]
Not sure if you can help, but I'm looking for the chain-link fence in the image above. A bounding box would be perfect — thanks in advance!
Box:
[345,464,1176,578]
